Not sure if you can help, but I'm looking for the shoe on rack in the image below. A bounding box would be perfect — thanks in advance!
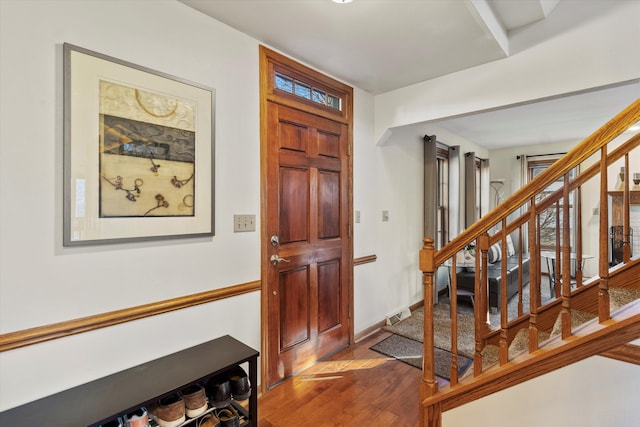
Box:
[215,406,239,427]
[197,413,221,427]
[123,408,149,427]
[227,366,251,401]
[150,394,186,427]
[205,373,231,408]
[182,383,208,417]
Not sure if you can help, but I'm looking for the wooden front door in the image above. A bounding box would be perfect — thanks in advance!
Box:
[264,101,351,387]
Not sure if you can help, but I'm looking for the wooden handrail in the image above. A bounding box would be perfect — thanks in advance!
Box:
[419,98,640,426]
[0,280,261,352]
[354,254,377,265]
[522,133,640,223]
[431,99,640,266]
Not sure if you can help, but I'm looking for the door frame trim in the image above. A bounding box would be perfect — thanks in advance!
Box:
[259,46,354,393]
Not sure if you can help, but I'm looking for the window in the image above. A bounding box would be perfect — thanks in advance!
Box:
[275,72,342,111]
[436,147,449,249]
[529,159,578,251]
[423,136,454,250]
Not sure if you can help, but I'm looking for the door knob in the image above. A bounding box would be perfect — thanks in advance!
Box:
[270,235,280,246]
[270,254,291,265]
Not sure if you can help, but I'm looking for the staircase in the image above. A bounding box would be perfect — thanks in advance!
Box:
[418,99,640,426]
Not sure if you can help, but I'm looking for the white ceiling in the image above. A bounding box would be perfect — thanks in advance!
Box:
[180,0,563,94]
[179,0,638,148]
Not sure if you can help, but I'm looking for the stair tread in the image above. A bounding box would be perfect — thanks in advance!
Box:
[549,309,597,337]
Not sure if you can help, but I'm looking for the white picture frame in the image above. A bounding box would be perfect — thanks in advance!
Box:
[63,43,215,245]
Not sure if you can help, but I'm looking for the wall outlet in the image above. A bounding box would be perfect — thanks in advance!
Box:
[234,214,256,232]
[355,210,361,223]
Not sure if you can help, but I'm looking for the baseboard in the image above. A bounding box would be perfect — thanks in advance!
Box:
[354,320,386,342]
[409,300,424,311]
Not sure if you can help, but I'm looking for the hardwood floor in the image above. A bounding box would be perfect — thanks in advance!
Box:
[257,330,421,426]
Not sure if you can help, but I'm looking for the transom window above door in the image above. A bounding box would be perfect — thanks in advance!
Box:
[275,72,342,111]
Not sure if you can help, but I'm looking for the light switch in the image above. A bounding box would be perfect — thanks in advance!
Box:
[234,214,256,232]
[382,210,389,222]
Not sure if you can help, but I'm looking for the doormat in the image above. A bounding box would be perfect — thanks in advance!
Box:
[370,334,472,381]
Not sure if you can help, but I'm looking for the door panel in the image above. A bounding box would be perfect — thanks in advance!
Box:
[318,131,340,158]
[266,102,350,387]
[317,259,340,332]
[279,167,309,244]
[318,171,340,239]
[278,121,308,153]
[279,267,310,350]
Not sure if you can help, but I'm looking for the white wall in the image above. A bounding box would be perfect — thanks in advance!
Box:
[0,0,264,410]
[352,91,427,328]
[0,0,418,412]
[444,356,640,427]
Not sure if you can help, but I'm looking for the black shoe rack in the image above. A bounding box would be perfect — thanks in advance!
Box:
[0,335,259,427]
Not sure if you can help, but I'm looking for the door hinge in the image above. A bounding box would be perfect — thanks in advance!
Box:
[348,224,352,238]
[348,143,351,157]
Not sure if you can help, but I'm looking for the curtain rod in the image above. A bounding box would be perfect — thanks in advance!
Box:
[516,153,567,160]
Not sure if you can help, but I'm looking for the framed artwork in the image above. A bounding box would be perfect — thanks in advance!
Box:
[63,43,215,246]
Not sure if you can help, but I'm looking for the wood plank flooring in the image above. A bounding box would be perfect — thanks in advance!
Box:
[257,330,421,426]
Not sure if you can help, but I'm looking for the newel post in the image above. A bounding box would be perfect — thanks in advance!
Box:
[419,238,441,427]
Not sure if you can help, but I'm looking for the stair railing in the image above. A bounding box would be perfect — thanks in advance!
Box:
[419,99,640,426]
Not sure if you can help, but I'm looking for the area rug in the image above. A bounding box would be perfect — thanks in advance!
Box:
[382,303,476,357]
[369,334,472,381]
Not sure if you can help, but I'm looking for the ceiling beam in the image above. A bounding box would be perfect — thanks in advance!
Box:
[469,0,509,57]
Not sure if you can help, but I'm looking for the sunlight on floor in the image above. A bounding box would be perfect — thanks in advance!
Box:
[296,357,391,380]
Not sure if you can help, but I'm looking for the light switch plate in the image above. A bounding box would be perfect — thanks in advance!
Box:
[234,214,256,232]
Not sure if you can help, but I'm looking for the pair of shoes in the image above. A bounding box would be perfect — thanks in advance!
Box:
[197,413,221,427]
[215,406,240,427]
[149,394,186,427]
[123,408,149,427]
[206,373,231,408]
[206,366,251,407]
[182,384,208,417]
[227,366,251,401]
[150,383,207,425]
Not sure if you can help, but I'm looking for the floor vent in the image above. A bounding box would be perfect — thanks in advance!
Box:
[386,307,411,326]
